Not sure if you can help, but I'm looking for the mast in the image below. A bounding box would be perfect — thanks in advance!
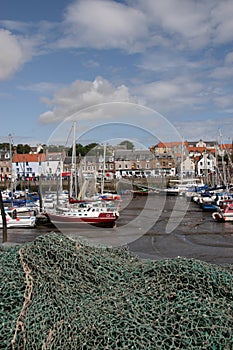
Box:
[8,134,13,194]
[219,129,227,189]
[101,143,106,195]
[180,138,184,183]
[70,122,78,198]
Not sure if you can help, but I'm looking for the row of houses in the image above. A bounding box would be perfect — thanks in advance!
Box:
[0,140,232,185]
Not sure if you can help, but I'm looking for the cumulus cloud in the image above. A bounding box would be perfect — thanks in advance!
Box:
[134,76,205,115]
[39,76,136,124]
[59,0,148,52]
[0,29,27,80]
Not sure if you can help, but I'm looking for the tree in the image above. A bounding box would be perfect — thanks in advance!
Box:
[16,144,31,154]
[119,140,134,150]
[67,143,99,157]
[0,143,10,151]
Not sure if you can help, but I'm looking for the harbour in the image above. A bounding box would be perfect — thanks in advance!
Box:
[2,195,233,265]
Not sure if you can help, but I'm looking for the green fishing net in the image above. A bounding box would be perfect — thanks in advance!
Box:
[0,232,232,349]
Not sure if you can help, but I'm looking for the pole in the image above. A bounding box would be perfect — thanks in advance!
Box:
[0,190,7,243]
[101,143,106,194]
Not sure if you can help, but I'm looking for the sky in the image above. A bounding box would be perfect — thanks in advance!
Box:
[1,0,233,149]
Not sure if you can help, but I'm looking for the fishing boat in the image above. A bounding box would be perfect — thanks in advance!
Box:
[0,208,36,228]
[46,200,119,228]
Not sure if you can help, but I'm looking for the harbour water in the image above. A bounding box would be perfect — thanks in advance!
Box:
[1,195,233,265]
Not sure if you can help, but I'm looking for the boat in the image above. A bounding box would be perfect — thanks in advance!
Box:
[46,200,119,228]
[201,202,219,212]
[161,179,206,197]
[0,208,36,228]
[212,200,233,222]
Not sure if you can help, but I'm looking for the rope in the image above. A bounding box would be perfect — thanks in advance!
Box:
[0,232,232,349]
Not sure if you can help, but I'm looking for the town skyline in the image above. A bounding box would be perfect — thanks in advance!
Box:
[1,138,232,185]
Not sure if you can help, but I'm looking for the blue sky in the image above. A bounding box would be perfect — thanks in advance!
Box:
[1,0,233,148]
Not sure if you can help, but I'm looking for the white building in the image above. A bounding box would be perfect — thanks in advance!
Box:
[197,153,216,176]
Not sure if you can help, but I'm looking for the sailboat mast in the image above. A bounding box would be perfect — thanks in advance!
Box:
[101,143,106,195]
[219,129,227,189]
[9,134,13,195]
[180,138,184,183]
[70,122,78,198]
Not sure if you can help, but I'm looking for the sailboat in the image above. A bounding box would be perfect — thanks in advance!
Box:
[45,123,120,228]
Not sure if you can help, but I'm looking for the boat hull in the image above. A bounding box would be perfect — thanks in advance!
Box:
[47,212,118,228]
[0,217,36,228]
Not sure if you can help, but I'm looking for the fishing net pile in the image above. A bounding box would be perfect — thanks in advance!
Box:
[1,232,232,349]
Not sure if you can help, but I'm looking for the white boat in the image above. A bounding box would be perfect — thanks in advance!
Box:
[164,179,205,197]
[46,200,119,228]
[0,208,36,228]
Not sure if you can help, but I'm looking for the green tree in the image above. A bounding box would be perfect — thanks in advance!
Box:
[0,143,11,151]
[16,144,31,154]
[119,140,134,150]
[67,143,99,157]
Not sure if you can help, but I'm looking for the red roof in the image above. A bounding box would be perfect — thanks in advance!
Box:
[187,146,206,153]
[12,153,46,163]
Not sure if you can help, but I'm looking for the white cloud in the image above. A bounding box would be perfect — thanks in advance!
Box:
[134,0,233,49]
[0,29,26,80]
[39,77,135,124]
[60,0,148,52]
[210,0,233,44]
[135,76,204,115]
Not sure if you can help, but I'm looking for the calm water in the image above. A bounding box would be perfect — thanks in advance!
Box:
[1,195,233,265]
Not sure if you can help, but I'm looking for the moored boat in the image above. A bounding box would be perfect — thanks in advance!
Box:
[0,208,36,228]
[46,200,119,228]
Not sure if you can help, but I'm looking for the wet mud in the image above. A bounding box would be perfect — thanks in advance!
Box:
[1,195,233,265]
